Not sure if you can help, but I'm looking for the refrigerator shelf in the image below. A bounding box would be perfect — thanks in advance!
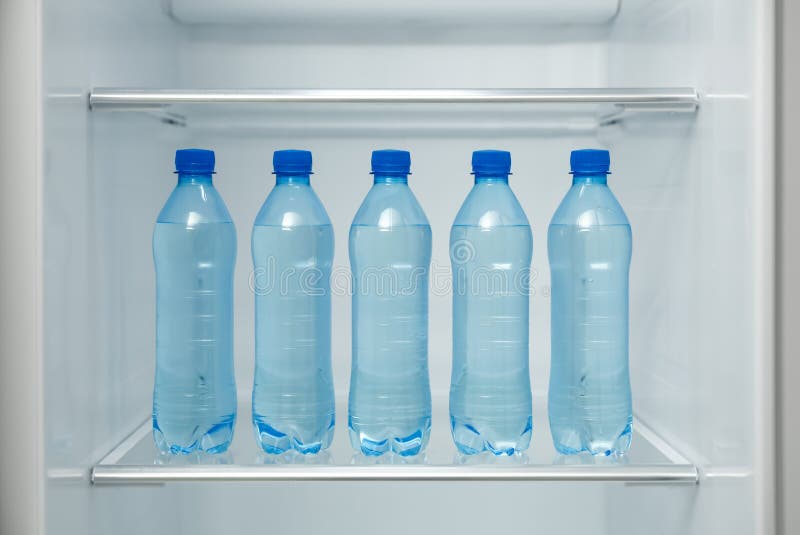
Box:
[91,396,698,485]
[87,87,699,129]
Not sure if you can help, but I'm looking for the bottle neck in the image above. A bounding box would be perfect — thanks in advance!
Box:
[177,173,213,185]
[571,172,608,185]
[373,173,409,185]
[474,173,509,184]
[276,173,310,185]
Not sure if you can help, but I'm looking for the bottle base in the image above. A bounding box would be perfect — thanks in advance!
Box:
[253,417,335,455]
[450,415,532,456]
[153,417,235,455]
[348,417,432,457]
[551,422,633,457]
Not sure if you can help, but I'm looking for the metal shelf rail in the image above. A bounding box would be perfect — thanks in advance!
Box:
[88,87,699,109]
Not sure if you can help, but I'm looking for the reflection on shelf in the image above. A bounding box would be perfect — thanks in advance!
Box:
[155,451,235,467]
[350,452,430,466]
[259,450,334,466]
[454,451,530,466]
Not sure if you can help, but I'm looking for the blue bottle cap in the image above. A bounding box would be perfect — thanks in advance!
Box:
[371,149,411,174]
[570,149,611,174]
[472,150,511,175]
[273,149,313,174]
[175,148,215,174]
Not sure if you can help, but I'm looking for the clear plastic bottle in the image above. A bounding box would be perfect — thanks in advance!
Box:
[348,150,432,457]
[449,150,533,456]
[548,149,633,456]
[251,150,335,455]
[152,149,237,455]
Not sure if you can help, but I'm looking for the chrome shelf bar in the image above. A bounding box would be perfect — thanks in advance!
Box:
[88,87,699,110]
[91,463,698,485]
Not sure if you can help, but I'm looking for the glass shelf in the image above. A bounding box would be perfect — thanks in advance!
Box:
[87,87,699,130]
[91,395,698,485]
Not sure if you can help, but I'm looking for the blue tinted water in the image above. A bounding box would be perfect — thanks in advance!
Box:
[349,197,432,456]
[448,168,533,456]
[252,224,335,454]
[450,225,533,455]
[153,216,237,455]
[548,174,633,456]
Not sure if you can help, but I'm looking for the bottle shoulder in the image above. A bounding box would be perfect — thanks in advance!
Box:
[549,183,630,227]
[452,182,530,228]
[253,183,332,228]
[157,182,233,225]
[351,183,430,228]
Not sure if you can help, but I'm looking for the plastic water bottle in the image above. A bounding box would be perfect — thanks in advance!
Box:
[251,150,335,455]
[348,150,432,456]
[152,149,237,454]
[548,149,633,456]
[449,150,533,456]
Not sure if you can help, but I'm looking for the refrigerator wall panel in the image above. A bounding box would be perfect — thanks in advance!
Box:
[41,0,186,534]
[777,0,798,533]
[607,0,775,533]
[0,1,44,534]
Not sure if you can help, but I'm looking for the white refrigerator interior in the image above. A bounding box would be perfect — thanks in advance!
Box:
[37,0,774,533]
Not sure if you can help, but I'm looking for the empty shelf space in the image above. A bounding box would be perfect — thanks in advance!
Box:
[86,87,699,130]
[91,395,698,485]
